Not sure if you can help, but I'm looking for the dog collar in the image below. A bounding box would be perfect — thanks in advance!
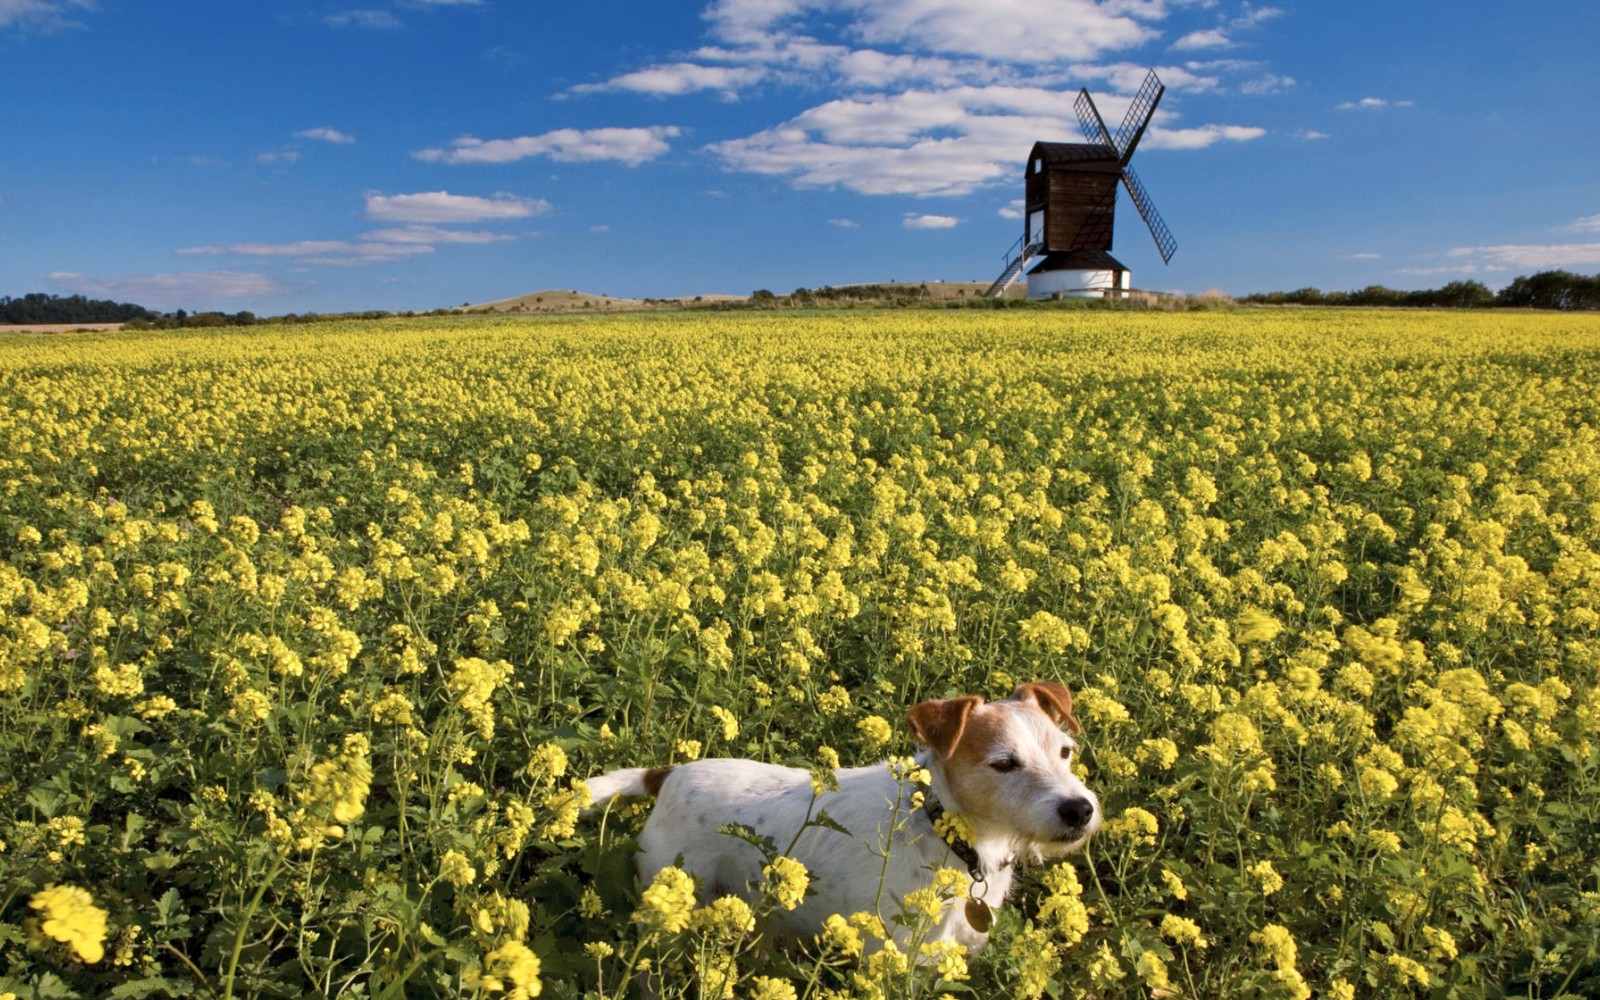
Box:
[920,792,984,876]
[917,787,1008,933]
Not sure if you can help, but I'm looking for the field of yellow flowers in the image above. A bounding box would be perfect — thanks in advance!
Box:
[3,307,1600,999]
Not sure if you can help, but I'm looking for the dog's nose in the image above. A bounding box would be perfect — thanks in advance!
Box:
[1057,797,1095,828]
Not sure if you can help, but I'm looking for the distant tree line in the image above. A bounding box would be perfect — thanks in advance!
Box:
[1243,270,1600,311]
[0,293,157,324]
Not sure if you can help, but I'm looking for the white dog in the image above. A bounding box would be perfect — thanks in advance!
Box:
[585,681,1100,952]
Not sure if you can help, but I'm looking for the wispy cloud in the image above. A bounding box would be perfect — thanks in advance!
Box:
[1240,73,1294,95]
[1338,97,1415,110]
[1447,243,1600,269]
[360,224,513,245]
[323,9,400,29]
[180,240,435,265]
[415,127,682,166]
[47,270,285,309]
[1568,213,1600,234]
[1171,28,1232,52]
[364,191,551,223]
[0,0,94,31]
[570,63,764,99]
[903,212,959,229]
[297,126,356,144]
[255,150,301,164]
[828,218,859,228]
[1347,252,1382,260]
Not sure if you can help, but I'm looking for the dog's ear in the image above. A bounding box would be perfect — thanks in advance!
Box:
[907,695,982,760]
[1012,681,1083,735]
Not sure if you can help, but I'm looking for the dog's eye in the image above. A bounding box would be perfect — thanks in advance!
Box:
[990,755,1021,773]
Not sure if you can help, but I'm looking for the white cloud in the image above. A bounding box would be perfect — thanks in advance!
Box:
[1338,97,1414,110]
[46,270,285,309]
[1295,129,1329,140]
[178,240,436,266]
[1347,252,1382,260]
[0,0,93,31]
[1447,243,1600,269]
[1568,213,1600,234]
[710,85,1261,197]
[297,126,356,144]
[1141,123,1266,149]
[415,127,682,166]
[828,217,859,227]
[324,9,400,29]
[1171,28,1232,51]
[1240,73,1294,95]
[255,150,301,164]
[360,225,512,245]
[571,63,765,98]
[845,0,1156,64]
[364,191,551,223]
[998,199,1024,219]
[904,212,959,229]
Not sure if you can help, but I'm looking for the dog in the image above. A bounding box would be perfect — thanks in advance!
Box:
[584,680,1100,952]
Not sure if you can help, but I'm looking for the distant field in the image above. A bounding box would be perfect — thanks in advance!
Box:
[2,309,1599,999]
[0,322,126,333]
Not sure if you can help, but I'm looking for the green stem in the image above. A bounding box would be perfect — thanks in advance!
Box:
[222,853,287,1000]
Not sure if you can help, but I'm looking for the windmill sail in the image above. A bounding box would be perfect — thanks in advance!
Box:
[1120,165,1177,264]
[1113,70,1164,163]
[1074,88,1115,150]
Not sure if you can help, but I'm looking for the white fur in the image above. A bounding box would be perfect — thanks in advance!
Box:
[585,686,1100,952]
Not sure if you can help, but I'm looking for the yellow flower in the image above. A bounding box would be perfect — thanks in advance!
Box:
[440,849,477,888]
[1235,607,1283,645]
[690,895,755,940]
[634,866,697,935]
[763,856,810,910]
[1160,867,1189,900]
[746,976,798,1000]
[479,940,542,998]
[29,885,109,963]
[819,913,863,957]
[817,685,851,716]
[856,714,893,748]
[709,704,739,742]
[1247,859,1284,895]
[1159,913,1208,948]
[920,940,969,981]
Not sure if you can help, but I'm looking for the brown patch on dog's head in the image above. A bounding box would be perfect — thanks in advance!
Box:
[1011,680,1082,735]
[642,766,676,797]
[907,695,983,760]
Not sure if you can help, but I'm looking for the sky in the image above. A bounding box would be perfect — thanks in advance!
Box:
[2,0,1598,314]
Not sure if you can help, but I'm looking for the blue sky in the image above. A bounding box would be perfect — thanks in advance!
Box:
[2,0,1597,313]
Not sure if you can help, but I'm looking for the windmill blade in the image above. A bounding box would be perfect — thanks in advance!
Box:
[1121,166,1177,264]
[1074,88,1115,150]
[1113,69,1164,164]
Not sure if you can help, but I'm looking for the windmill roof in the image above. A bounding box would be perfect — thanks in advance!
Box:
[1029,248,1127,273]
[1031,141,1119,165]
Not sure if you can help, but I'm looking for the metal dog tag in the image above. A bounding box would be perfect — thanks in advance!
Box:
[965,898,992,933]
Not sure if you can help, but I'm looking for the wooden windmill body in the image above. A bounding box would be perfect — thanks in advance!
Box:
[985,70,1177,299]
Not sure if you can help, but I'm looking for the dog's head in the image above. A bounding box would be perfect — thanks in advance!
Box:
[907,680,1100,856]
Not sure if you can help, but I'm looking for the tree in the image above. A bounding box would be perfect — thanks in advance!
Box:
[1497,270,1600,310]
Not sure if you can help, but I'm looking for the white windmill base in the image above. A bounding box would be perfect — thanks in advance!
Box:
[1027,268,1130,299]
[1026,251,1131,299]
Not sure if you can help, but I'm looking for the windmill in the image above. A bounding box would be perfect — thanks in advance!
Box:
[984,70,1177,299]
